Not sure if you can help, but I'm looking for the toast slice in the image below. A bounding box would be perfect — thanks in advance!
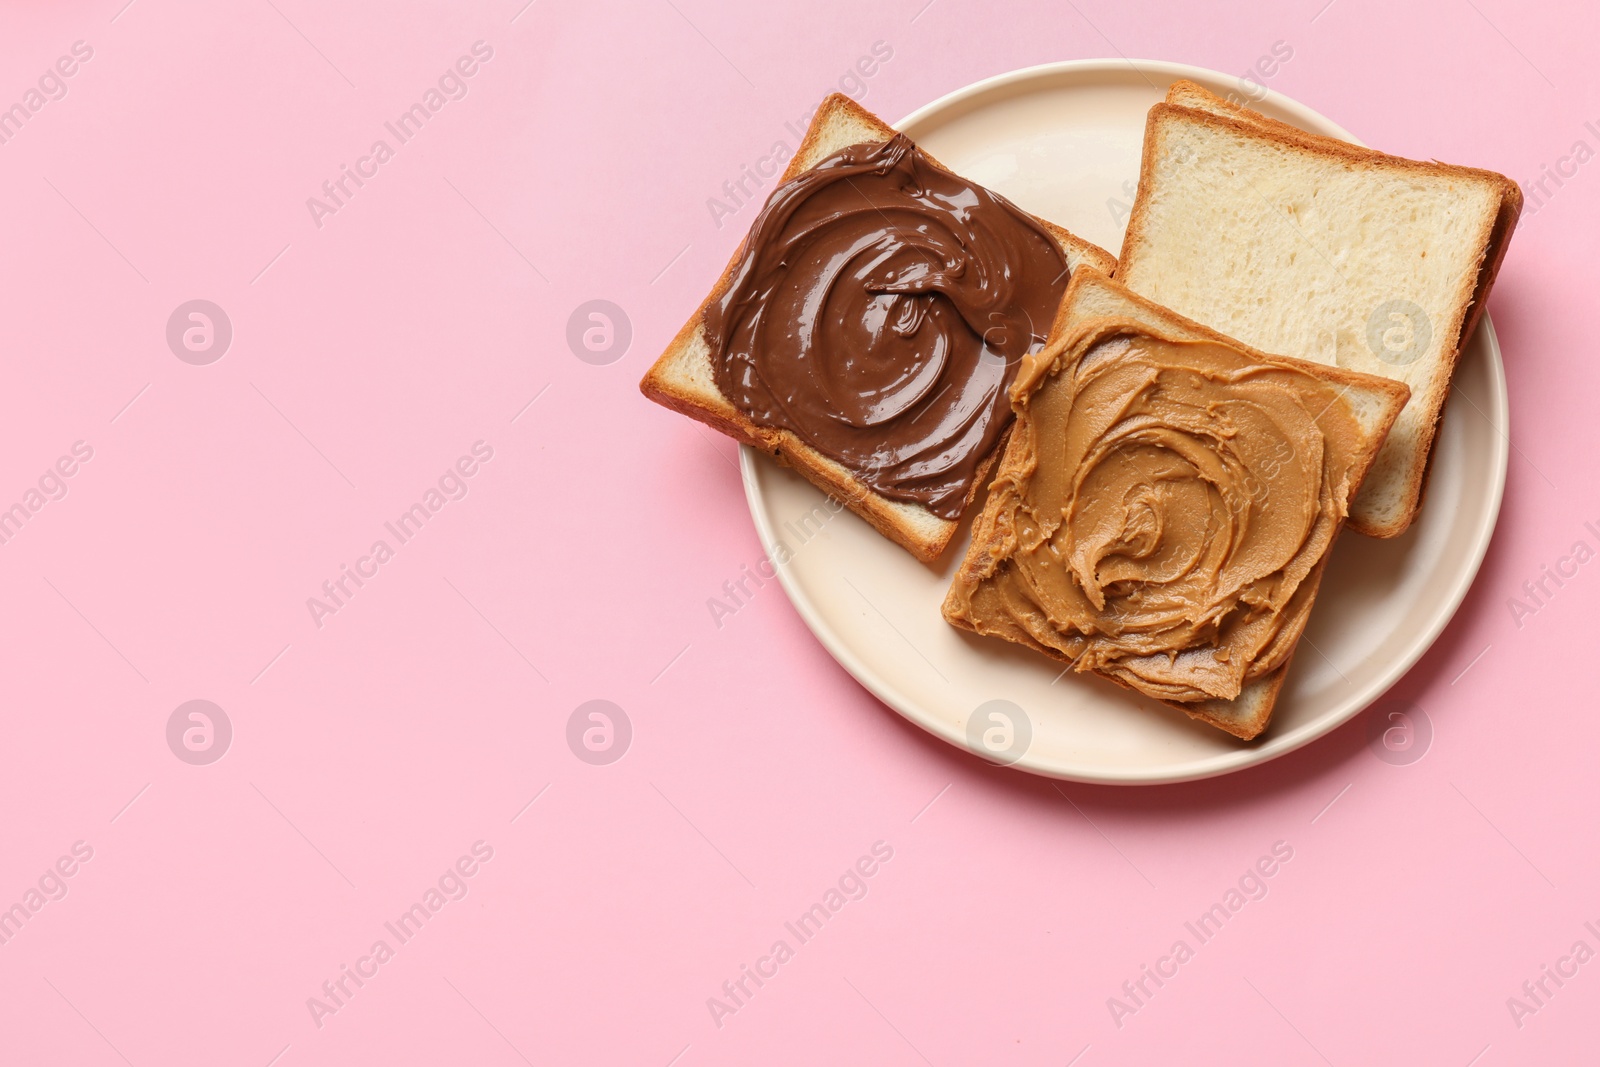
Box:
[640,93,1117,562]
[1115,81,1520,538]
[943,269,1410,739]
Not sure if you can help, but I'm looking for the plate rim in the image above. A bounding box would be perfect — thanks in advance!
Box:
[738,58,1510,785]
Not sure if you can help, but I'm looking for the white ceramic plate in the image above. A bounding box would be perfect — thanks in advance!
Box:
[739,60,1508,785]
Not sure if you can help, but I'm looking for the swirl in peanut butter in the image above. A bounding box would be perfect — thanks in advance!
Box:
[948,324,1368,703]
[703,135,1069,520]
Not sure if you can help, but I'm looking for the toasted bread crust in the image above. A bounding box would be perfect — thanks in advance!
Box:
[640,93,1117,562]
[1117,85,1520,538]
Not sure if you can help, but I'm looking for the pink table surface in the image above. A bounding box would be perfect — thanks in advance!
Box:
[0,0,1595,1063]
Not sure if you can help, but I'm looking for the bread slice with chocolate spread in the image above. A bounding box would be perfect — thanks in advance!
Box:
[640,93,1116,562]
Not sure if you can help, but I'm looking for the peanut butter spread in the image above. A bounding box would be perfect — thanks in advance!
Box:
[702,135,1069,520]
[946,322,1369,703]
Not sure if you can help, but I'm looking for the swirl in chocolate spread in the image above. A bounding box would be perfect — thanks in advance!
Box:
[702,135,1069,520]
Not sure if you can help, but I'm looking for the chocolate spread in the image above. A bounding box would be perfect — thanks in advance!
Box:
[703,134,1069,519]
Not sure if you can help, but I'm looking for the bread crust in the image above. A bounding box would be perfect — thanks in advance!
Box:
[640,93,1117,562]
[1117,85,1520,538]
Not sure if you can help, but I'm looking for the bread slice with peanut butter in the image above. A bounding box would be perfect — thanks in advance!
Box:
[640,93,1116,562]
[944,269,1409,740]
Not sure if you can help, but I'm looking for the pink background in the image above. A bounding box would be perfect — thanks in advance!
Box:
[0,0,1595,1063]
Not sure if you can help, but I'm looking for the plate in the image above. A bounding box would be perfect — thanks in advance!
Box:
[738,60,1509,785]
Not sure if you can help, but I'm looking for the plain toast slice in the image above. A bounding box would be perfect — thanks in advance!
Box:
[1116,81,1520,538]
